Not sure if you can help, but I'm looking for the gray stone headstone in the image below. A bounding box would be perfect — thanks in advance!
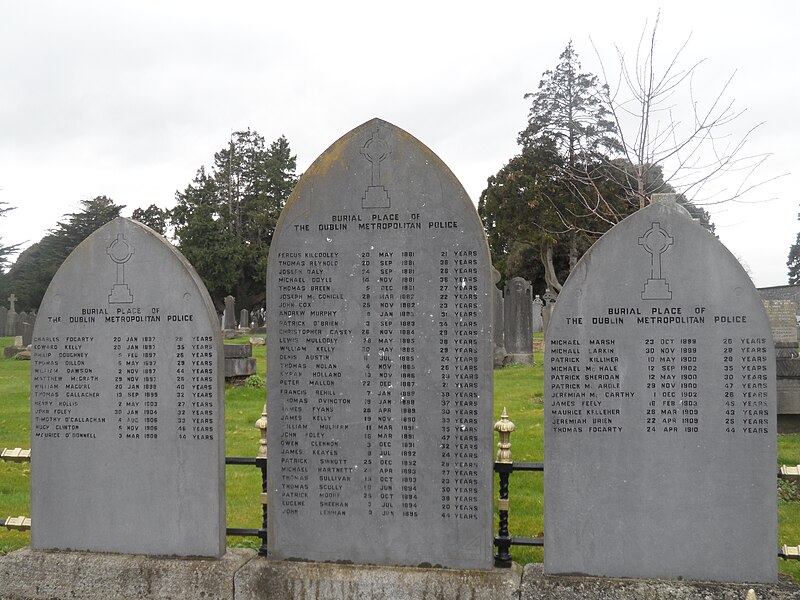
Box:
[492,267,506,368]
[223,295,237,330]
[28,309,37,332]
[0,307,7,337]
[5,297,17,337]
[541,288,557,338]
[16,311,28,337]
[544,201,777,583]
[532,295,544,333]
[239,309,250,330]
[503,277,533,365]
[22,322,33,347]
[30,217,225,557]
[266,118,494,569]
[763,299,798,348]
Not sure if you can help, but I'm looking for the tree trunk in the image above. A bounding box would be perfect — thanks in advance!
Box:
[542,243,563,292]
[569,231,579,271]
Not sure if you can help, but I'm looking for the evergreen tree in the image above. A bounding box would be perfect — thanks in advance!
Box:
[6,196,124,309]
[170,130,297,309]
[481,43,633,291]
[131,204,169,235]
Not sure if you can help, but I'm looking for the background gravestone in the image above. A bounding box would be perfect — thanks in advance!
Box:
[532,295,543,333]
[764,299,800,432]
[223,295,237,330]
[266,118,493,569]
[492,267,506,368]
[544,199,777,583]
[541,289,556,338]
[31,217,225,557]
[239,309,250,330]
[0,306,7,337]
[16,311,28,337]
[503,277,533,365]
[5,294,17,336]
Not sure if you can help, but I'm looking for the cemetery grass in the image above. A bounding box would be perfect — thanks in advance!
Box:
[2,336,800,581]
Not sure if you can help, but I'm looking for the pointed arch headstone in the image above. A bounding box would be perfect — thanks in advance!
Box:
[544,200,777,583]
[31,217,225,557]
[266,118,493,568]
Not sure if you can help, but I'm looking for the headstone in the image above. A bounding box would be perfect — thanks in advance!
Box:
[30,217,225,557]
[266,118,493,569]
[5,294,17,337]
[541,288,557,337]
[532,295,544,333]
[503,277,533,365]
[239,309,250,330]
[0,306,8,337]
[544,200,777,583]
[28,309,37,332]
[763,300,800,432]
[223,295,237,330]
[22,322,33,347]
[763,299,798,355]
[16,311,28,337]
[492,267,506,368]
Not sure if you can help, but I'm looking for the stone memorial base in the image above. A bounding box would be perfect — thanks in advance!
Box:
[520,564,800,599]
[236,559,522,600]
[503,352,534,366]
[4,552,798,600]
[0,549,520,600]
[0,547,255,600]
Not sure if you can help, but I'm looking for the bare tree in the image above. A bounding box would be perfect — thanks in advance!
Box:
[593,11,780,209]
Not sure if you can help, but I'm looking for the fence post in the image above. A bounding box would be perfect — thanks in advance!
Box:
[494,407,515,568]
[255,402,268,556]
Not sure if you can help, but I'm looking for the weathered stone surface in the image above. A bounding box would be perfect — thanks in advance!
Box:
[503,276,533,365]
[493,267,506,368]
[31,217,225,557]
[225,343,253,358]
[0,547,254,600]
[223,295,237,329]
[520,564,800,600]
[765,300,798,346]
[235,559,522,600]
[545,201,777,582]
[225,357,257,378]
[532,295,544,333]
[266,118,493,568]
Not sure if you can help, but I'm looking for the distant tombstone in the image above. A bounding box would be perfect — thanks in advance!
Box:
[541,288,557,337]
[503,277,533,365]
[544,199,776,583]
[239,309,250,330]
[5,294,17,337]
[763,299,798,355]
[0,307,7,337]
[492,267,506,368]
[532,295,544,333]
[30,217,225,557]
[16,311,28,337]
[28,309,37,332]
[22,322,33,347]
[223,295,237,330]
[266,118,493,568]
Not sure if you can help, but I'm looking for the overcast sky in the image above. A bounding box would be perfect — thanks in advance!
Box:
[0,1,796,288]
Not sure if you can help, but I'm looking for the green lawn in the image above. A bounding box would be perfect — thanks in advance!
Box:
[2,335,800,580]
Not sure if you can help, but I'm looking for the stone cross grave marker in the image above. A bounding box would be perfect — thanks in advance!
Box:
[544,200,776,583]
[5,293,17,336]
[31,217,225,557]
[266,118,493,569]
